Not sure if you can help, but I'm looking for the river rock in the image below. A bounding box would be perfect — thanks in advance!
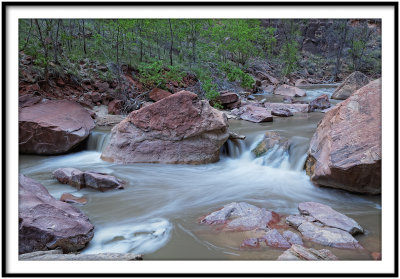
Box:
[274,85,306,97]
[271,108,293,117]
[52,168,85,189]
[19,100,95,154]
[264,102,309,113]
[277,244,338,260]
[19,175,94,254]
[19,250,142,261]
[149,88,172,102]
[295,79,310,87]
[297,221,363,249]
[282,230,303,245]
[331,71,369,100]
[308,94,331,112]
[101,91,229,164]
[218,91,239,105]
[298,202,363,235]
[305,79,381,194]
[240,238,260,248]
[252,131,289,157]
[19,94,41,108]
[228,131,246,140]
[60,193,87,205]
[231,105,273,123]
[261,229,291,249]
[286,215,316,228]
[199,202,273,231]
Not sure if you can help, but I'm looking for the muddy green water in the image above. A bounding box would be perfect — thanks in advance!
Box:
[19,88,381,260]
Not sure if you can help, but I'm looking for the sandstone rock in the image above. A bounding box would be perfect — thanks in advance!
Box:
[331,71,369,100]
[240,238,260,248]
[298,202,363,235]
[199,202,273,231]
[90,92,101,103]
[252,131,289,157]
[231,105,273,123]
[19,94,41,108]
[286,215,316,228]
[60,193,87,205]
[271,108,293,117]
[264,102,310,113]
[19,100,95,154]
[308,94,331,112]
[261,229,291,249]
[277,244,338,260]
[228,131,246,140]
[274,85,306,97]
[108,99,124,115]
[19,175,94,254]
[295,79,310,87]
[371,252,381,260]
[261,84,275,93]
[101,91,229,164]
[94,81,109,93]
[305,79,381,194]
[225,100,241,109]
[149,88,172,102]
[19,250,142,261]
[218,91,239,105]
[282,230,303,245]
[52,168,85,190]
[283,96,293,103]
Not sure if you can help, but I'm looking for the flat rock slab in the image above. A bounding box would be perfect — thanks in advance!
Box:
[298,202,363,235]
[282,230,303,245]
[264,102,310,114]
[19,175,94,254]
[261,229,291,249]
[199,202,273,231]
[231,105,273,123]
[274,85,306,97]
[19,250,142,261]
[278,244,338,260]
[19,100,95,154]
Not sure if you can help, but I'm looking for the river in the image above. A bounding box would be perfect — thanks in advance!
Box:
[19,87,381,260]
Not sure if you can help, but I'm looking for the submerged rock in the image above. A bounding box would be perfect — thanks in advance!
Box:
[271,108,293,117]
[101,91,229,164]
[231,105,273,123]
[277,244,338,260]
[252,131,289,157]
[331,71,369,100]
[19,175,94,254]
[274,85,306,97]
[261,229,291,249]
[282,230,303,245]
[306,79,381,194]
[240,238,260,248]
[60,193,87,205]
[19,100,95,154]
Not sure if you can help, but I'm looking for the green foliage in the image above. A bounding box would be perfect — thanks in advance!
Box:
[138,61,164,88]
[194,67,221,108]
[221,62,254,89]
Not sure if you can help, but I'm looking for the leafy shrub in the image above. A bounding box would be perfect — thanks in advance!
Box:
[138,61,184,89]
[194,67,222,108]
[221,63,254,89]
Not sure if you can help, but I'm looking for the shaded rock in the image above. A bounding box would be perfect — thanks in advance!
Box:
[308,94,331,112]
[252,131,288,157]
[60,193,87,205]
[261,229,291,249]
[283,96,293,103]
[108,99,124,115]
[295,79,310,87]
[94,81,109,93]
[89,92,101,103]
[101,91,229,164]
[19,250,142,261]
[52,168,85,190]
[19,100,95,154]
[231,105,273,123]
[218,91,239,105]
[264,102,309,113]
[274,85,306,97]
[19,175,94,254]
[83,171,125,192]
[247,95,256,100]
[298,202,363,235]
[261,84,275,93]
[92,105,125,127]
[149,88,172,102]
[286,215,315,228]
[282,230,303,245]
[225,99,241,109]
[278,244,338,260]
[19,94,41,108]
[306,79,381,194]
[199,202,273,231]
[271,108,293,117]
[331,71,369,100]
[298,221,363,249]
[229,131,246,140]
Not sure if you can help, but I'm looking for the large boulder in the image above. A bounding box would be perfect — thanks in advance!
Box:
[19,100,95,154]
[274,85,306,97]
[231,105,273,123]
[101,91,229,164]
[331,71,369,100]
[305,79,381,194]
[19,175,94,254]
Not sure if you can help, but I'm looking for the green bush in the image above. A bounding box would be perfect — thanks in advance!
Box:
[138,61,184,89]
[221,63,254,89]
[194,67,222,108]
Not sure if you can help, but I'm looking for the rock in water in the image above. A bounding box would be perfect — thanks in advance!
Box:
[331,71,369,100]
[252,131,288,157]
[264,102,310,113]
[19,250,142,261]
[19,100,95,154]
[298,202,363,235]
[308,94,331,112]
[274,85,306,97]
[261,229,291,249]
[101,91,229,164]
[305,79,381,194]
[230,105,273,123]
[278,244,338,260]
[19,175,94,254]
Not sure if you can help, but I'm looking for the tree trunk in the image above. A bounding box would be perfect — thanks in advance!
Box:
[82,19,87,55]
[168,19,173,66]
[34,19,49,84]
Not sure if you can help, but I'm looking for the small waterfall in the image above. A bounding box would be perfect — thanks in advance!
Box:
[87,130,111,152]
[221,139,247,158]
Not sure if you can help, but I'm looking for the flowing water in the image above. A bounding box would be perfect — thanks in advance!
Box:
[19,88,381,260]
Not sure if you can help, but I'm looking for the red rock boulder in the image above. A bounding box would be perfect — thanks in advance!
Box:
[308,94,331,112]
[306,79,381,194]
[108,99,124,115]
[19,100,95,154]
[231,105,273,123]
[331,71,369,100]
[101,91,229,164]
[149,88,172,102]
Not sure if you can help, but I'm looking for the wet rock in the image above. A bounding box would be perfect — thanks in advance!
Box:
[240,238,260,248]
[19,100,95,154]
[261,229,291,249]
[19,250,142,261]
[83,171,125,192]
[199,202,273,231]
[298,202,363,235]
[19,175,94,254]
[108,99,124,115]
[297,221,363,249]
[331,71,369,100]
[252,131,289,157]
[231,105,273,123]
[286,215,315,228]
[278,244,338,260]
[271,108,293,117]
[247,95,256,100]
[229,131,246,140]
[264,102,309,113]
[308,94,331,112]
[101,91,229,164]
[60,193,87,205]
[306,79,381,194]
[282,230,303,245]
[52,168,85,190]
[149,88,172,102]
[283,96,293,103]
[274,85,306,97]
